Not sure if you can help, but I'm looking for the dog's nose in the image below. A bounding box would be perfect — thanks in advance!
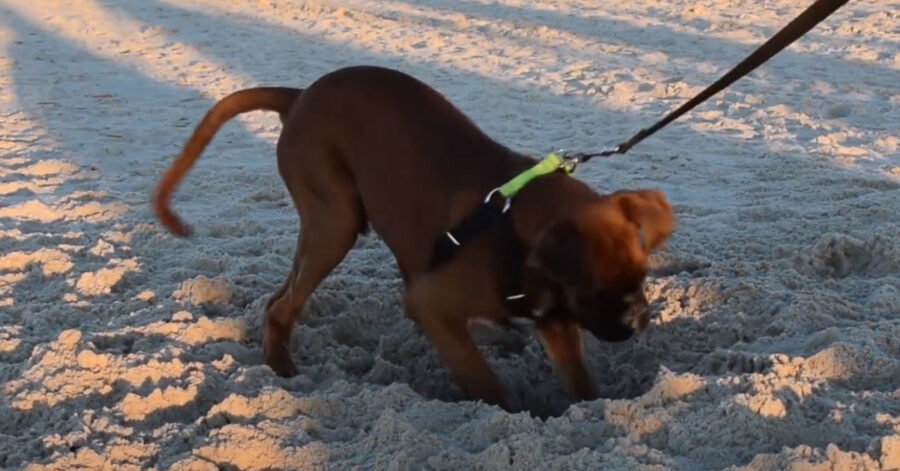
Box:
[588,323,634,342]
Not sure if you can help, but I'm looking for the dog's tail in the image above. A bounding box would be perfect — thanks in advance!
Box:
[152,87,303,237]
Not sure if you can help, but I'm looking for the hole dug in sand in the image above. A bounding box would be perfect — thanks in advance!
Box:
[281,272,695,418]
[290,302,661,419]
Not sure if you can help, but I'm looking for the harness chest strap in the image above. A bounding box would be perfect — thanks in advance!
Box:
[427,153,578,319]
[427,152,573,271]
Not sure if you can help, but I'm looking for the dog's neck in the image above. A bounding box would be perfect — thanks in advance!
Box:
[506,170,602,248]
[493,169,601,319]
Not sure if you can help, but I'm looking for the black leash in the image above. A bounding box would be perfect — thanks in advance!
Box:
[571,0,850,164]
[428,0,851,280]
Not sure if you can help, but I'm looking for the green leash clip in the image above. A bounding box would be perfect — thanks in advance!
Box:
[485,152,576,213]
[497,152,574,198]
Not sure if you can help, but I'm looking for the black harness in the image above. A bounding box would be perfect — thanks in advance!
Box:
[429,193,511,270]
[428,190,532,317]
[426,186,582,329]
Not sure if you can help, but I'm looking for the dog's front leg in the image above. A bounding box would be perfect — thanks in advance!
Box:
[537,320,597,401]
[417,313,509,408]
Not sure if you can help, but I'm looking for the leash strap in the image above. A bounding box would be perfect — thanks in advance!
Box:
[429,0,849,270]
[578,0,850,162]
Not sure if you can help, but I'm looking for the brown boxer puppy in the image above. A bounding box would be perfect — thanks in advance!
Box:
[153,65,674,409]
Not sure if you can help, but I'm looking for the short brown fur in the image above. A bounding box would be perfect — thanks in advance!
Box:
[153,66,674,409]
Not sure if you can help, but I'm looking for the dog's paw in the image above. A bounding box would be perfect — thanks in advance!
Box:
[498,391,524,413]
[263,340,298,377]
[265,353,299,378]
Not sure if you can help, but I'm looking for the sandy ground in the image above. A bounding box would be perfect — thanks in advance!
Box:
[1,0,899,469]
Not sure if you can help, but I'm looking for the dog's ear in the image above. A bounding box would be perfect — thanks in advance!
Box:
[531,219,588,286]
[613,189,674,253]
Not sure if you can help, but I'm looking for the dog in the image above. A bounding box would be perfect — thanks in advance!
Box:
[153,65,674,409]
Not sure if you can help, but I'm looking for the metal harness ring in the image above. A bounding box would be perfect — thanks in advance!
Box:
[484,188,512,213]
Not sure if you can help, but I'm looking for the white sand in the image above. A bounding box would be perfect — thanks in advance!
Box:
[1,0,899,469]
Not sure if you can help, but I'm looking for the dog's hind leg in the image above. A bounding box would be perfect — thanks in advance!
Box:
[263,168,364,377]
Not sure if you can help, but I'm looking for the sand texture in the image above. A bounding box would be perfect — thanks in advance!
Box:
[1,0,899,469]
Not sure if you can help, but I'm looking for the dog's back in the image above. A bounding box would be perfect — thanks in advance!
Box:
[279,65,533,275]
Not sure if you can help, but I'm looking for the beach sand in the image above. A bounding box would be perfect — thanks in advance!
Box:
[1,0,899,469]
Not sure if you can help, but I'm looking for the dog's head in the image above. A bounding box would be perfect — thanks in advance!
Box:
[525,189,674,341]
